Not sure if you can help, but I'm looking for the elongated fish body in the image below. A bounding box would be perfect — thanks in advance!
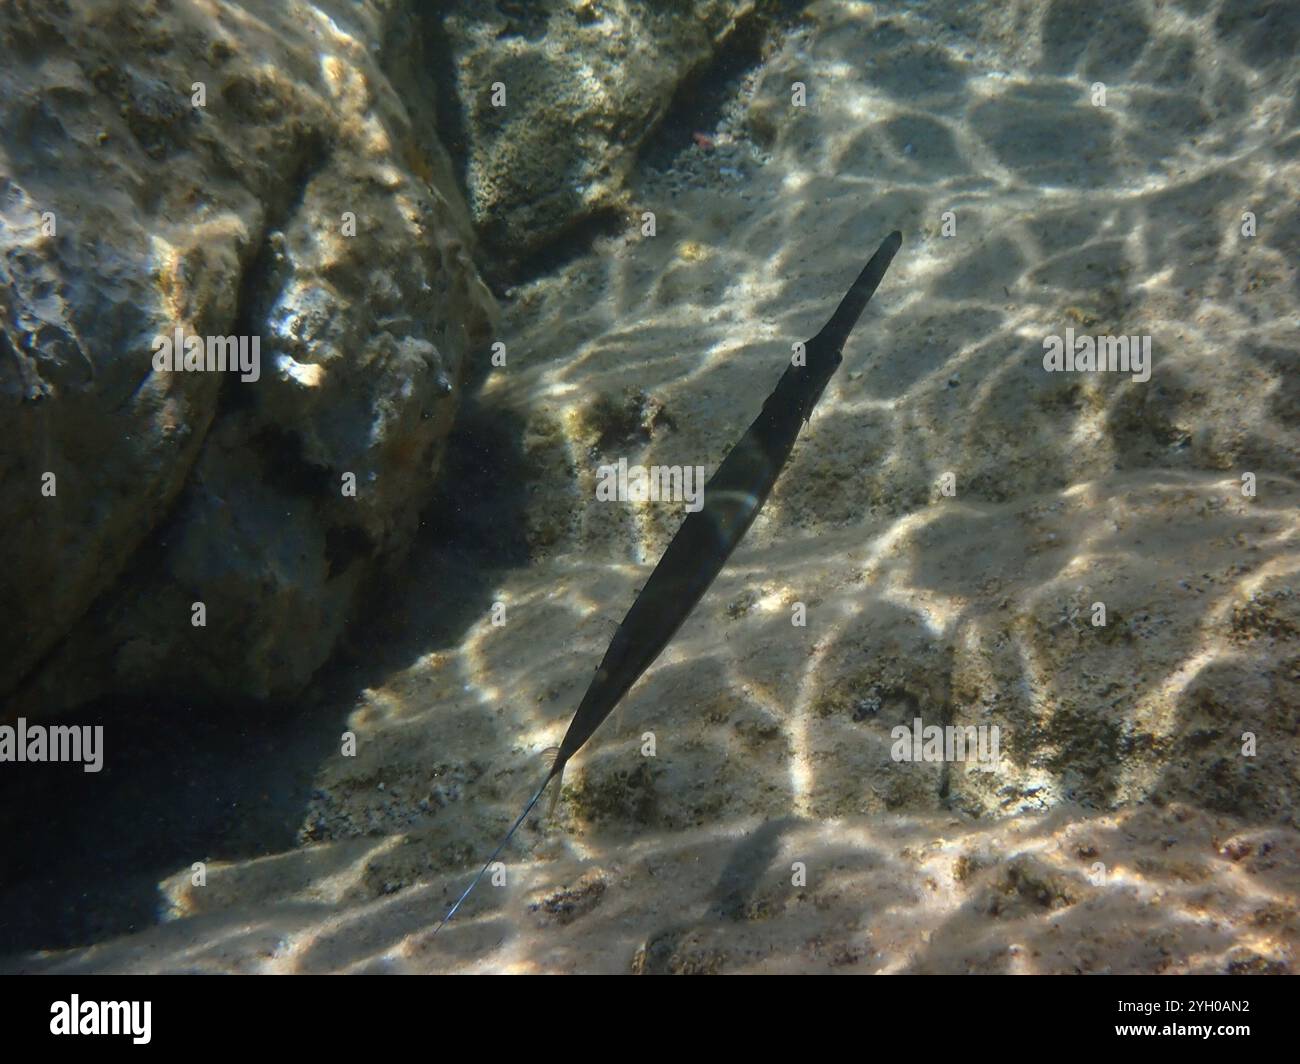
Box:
[435,230,902,933]
[552,229,903,769]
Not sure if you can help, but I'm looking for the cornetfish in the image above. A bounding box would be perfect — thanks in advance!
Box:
[434,229,902,933]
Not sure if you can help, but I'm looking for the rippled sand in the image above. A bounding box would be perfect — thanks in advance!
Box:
[7,0,1297,974]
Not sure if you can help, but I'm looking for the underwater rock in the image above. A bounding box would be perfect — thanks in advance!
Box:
[0,0,496,713]
[435,0,756,272]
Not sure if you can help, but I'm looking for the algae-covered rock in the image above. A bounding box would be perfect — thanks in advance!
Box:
[438,0,757,269]
[0,0,496,712]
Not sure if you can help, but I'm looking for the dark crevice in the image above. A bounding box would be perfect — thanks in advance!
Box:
[420,399,532,569]
[235,129,331,312]
[217,126,330,421]
[497,206,626,291]
[418,10,473,214]
[314,397,534,705]
[250,425,333,501]
[325,523,375,580]
[637,0,810,173]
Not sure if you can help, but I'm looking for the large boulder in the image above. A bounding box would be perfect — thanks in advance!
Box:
[0,0,495,714]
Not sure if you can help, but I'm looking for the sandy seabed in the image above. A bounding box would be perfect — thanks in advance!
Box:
[7,0,1299,974]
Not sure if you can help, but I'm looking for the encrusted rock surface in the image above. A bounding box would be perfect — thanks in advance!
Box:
[437,0,758,270]
[0,0,495,711]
